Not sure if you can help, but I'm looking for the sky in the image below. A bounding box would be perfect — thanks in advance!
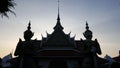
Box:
[0,0,120,58]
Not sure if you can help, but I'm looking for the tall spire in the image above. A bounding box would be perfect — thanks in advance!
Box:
[57,0,60,20]
[54,0,63,30]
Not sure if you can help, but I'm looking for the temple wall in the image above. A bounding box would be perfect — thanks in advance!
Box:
[37,59,50,68]
[67,60,79,68]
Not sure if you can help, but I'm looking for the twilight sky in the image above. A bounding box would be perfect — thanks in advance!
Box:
[0,0,120,58]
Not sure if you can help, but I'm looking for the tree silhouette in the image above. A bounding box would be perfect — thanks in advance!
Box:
[0,0,16,18]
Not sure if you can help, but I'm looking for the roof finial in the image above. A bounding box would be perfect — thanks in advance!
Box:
[58,0,60,13]
[54,0,63,30]
[86,21,89,30]
[28,20,31,30]
[57,0,60,20]
[58,0,60,10]
[24,21,34,41]
[83,21,93,40]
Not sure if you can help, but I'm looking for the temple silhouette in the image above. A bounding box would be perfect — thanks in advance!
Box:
[11,10,109,68]
[3,1,120,68]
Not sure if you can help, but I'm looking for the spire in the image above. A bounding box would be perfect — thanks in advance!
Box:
[27,21,31,30]
[53,0,63,30]
[57,0,60,20]
[83,21,93,40]
[86,21,89,30]
[24,21,34,41]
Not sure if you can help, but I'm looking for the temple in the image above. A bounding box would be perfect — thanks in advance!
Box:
[11,12,109,68]
[10,1,109,68]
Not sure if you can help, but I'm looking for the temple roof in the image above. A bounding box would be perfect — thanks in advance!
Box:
[54,0,63,30]
[53,13,64,30]
[40,14,76,48]
[39,5,76,48]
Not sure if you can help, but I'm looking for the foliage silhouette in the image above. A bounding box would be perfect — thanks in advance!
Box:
[0,0,16,18]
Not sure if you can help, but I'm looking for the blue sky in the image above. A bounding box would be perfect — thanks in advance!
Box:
[0,0,120,58]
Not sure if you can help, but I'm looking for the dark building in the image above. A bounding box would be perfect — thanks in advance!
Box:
[110,50,120,68]
[0,58,2,68]
[112,50,120,63]
[11,12,108,68]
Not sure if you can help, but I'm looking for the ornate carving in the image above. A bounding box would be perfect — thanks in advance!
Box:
[82,22,102,68]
